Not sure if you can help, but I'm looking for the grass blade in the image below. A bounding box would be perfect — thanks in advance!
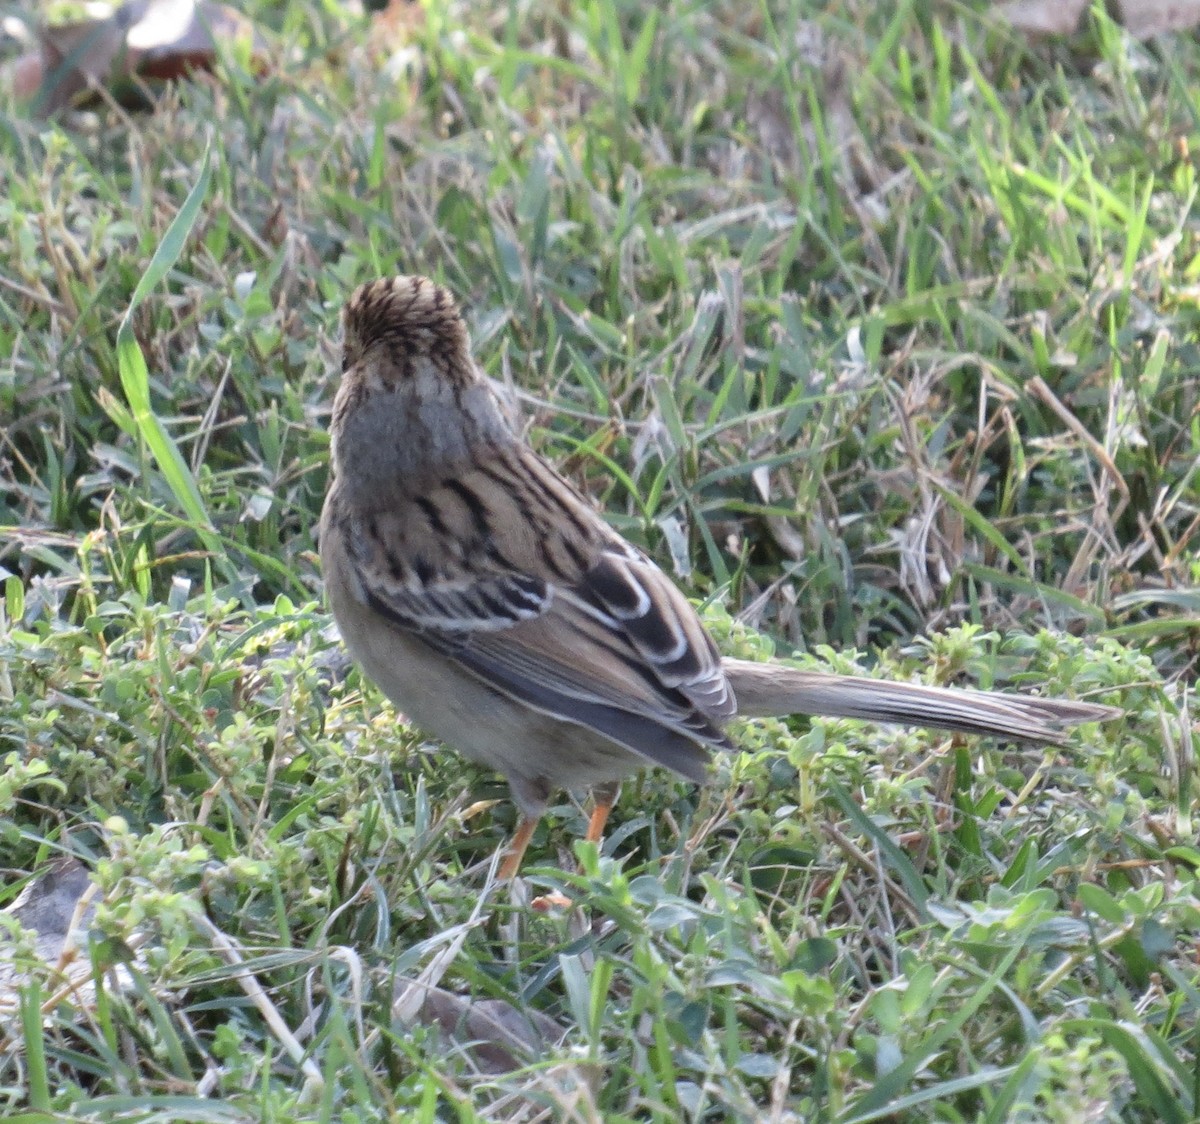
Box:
[116,144,233,581]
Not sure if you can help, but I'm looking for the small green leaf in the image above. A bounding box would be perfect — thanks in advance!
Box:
[4,575,23,622]
[1077,883,1126,924]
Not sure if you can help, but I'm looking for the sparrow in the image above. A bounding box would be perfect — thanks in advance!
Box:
[318,276,1120,878]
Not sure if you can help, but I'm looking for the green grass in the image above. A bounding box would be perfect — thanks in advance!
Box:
[0,0,1196,1119]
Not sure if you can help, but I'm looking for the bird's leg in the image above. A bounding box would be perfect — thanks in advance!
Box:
[497,815,539,881]
[586,781,621,846]
[519,784,624,912]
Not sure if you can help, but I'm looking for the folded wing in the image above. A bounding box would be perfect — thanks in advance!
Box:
[339,444,736,781]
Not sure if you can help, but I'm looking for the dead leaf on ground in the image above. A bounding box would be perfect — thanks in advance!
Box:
[998,0,1200,39]
[414,984,568,1074]
[1113,0,1200,39]
[399,980,601,1118]
[997,0,1091,37]
[5,0,266,116]
[0,856,98,1013]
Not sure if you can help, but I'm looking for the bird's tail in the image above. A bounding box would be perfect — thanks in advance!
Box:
[722,658,1120,745]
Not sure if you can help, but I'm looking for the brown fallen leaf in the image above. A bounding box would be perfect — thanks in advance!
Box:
[0,855,151,1020]
[3,856,96,966]
[998,0,1200,39]
[0,856,98,1013]
[1113,0,1200,39]
[8,0,266,116]
[996,0,1091,37]
[414,984,568,1074]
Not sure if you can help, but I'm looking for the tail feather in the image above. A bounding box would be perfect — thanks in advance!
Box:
[722,658,1120,745]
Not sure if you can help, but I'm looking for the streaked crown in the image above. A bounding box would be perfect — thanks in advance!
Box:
[341,275,474,385]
